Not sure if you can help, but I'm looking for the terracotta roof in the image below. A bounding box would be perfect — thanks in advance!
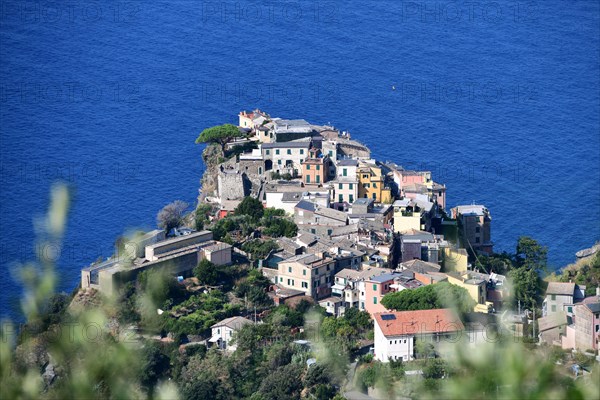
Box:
[374,308,464,337]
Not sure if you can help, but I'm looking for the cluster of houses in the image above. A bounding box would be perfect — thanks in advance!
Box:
[81,110,599,361]
[538,282,600,354]
[198,110,511,357]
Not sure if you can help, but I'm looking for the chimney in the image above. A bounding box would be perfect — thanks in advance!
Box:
[596,287,600,297]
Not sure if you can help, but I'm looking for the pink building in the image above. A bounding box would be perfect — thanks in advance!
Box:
[365,273,397,316]
[562,291,600,352]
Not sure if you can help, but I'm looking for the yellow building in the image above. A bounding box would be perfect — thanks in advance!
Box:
[393,199,422,232]
[446,271,494,313]
[357,162,391,203]
[442,247,468,273]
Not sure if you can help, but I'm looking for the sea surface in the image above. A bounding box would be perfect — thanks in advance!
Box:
[1,0,599,320]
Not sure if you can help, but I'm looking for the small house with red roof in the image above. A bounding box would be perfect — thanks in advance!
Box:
[373,308,464,362]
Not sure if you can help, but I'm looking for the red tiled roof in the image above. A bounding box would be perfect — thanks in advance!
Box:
[374,308,464,337]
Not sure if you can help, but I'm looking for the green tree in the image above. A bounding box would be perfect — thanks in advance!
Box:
[423,359,447,379]
[257,363,303,400]
[234,196,265,221]
[508,266,542,309]
[195,124,244,153]
[139,342,171,392]
[194,203,213,231]
[515,236,548,271]
[193,259,218,286]
[381,282,475,315]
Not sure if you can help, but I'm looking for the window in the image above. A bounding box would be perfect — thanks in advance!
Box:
[374,297,378,304]
[306,176,310,183]
[300,149,304,155]
[475,237,480,243]
[266,150,270,155]
[551,295,556,300]
[311,229,316,234]
[475,227,481,233]
[302,282,308,288]
[372,193,376,199]
[217,328,220,334]
[338,183,343,190]
[307,164,311,170]
[551,305,556,312]
[278,160,282,165]
[596,325,599,332]
[349,195,354,203]
[389,341,392,345]
[361,302,364,309]
[349,183,353,190]
[316,175,320,183]
[372,284,377,290]
[303,269,306,276]
[328,150,333,156]
[315,268,319,275]
[275,149,280,155]
[339,194,343,202]
[372,182,377,188]
[288,266,292,273]
[343,168,347,176]
[327,229,332,236]
[316,165,320,171]
[567,306,573,313]
[280,277,283,282]
[287,149,291,155]
[258,167,262,174]
[287,279,291,285]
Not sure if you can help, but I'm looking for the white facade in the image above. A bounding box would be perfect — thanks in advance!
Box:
[210,324,238,351]
[261,142,311,175]
[265,192,300,215]
[209,316,253,351]
[332,179,358,204]
[374,322,414,362]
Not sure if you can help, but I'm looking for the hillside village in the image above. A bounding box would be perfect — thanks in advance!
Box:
[75,110,600,398]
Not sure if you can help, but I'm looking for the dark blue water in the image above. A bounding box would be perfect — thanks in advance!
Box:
[2,1,599,319]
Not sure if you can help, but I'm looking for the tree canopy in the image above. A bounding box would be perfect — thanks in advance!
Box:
[195,124,244,152]
[515,236,548,271]
[380,282,475,315]
[234,196,265,221]
[194,259,218,286]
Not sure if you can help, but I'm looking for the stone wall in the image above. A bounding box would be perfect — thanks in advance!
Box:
[218,168,247,200]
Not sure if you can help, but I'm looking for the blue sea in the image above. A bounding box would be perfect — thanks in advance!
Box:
[1,1,599,320]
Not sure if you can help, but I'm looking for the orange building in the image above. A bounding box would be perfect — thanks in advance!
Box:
[301,147,328,185]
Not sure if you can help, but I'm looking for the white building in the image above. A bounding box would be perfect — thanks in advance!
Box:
[331,159,359,205]
[209,316,253,351]
[261,139,312,176]
[373,308,464,362]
